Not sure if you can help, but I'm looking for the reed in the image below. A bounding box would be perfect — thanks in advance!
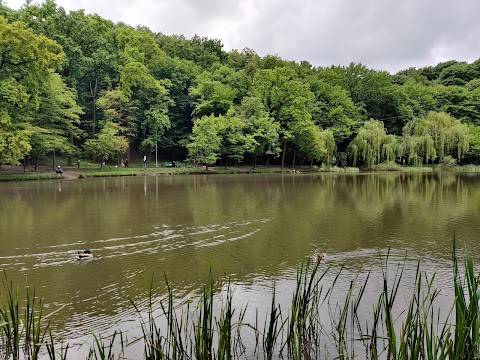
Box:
[287,260,333,360]
[194,275,214,360]
[87,331,123,360]
[129,273,164,359]
[0,273,21,359]
[0,273,50,360]
[5,238,480,359]
[46,329,69,360]
[157,273,189,359]
[262,285,285,360]
[452,236,480,359]
[216,280,234,360]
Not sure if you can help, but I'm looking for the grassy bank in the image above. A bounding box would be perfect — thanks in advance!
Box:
[0,173,64,181]
[1,239,479,359]
[2,162,480,182]
[77,166,288,178]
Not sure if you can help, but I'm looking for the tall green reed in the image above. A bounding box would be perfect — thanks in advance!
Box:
[0,273,49,360]
[4,237,480,360]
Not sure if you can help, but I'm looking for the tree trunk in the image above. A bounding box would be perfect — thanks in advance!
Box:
[53,149,56,170]
[292,147,297,169]
[310,159,313,169]
[34,158,38,171]
[253,154,257,169]
[266,154,270,166]
[281,140,287,169]
[301,156,306,167]
[23,156,27,173]
[67,132,74,166]
[127,140,131,166]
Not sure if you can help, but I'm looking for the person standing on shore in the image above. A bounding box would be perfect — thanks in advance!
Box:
[143,155,147,168]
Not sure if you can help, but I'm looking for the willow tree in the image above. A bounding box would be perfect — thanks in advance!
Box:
[403,111,470,164]
[349,120,398,167]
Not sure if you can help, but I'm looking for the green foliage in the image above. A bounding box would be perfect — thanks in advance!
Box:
[403,111,470,164]
[465,124,480,163]
[187,115,221,168]
[0,110,32,165]
[190,71,236,118]
[29,72,83,163]
[237,97,280,163]
[0,15,63,165]
[349,120,398,167]
[440,155,457,167]
[2,3,480,168]
[83,121,128,168]
[308,77,362,142]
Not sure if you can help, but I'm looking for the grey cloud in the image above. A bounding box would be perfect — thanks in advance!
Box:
[225,0,480,72]
[5,0,480,72]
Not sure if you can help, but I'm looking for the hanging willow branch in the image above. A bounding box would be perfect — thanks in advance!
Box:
[349,120,399,167]
[403,112,470,164]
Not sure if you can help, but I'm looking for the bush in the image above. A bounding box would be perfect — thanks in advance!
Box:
[440,155,457,167]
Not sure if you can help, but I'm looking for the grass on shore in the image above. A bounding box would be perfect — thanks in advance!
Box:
[0,173,64,181]
[370,162,433,172]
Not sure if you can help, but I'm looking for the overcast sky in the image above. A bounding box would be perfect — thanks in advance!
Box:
[4,0,480,73]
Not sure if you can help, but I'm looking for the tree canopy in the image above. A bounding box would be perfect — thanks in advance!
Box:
[1,1,480,169]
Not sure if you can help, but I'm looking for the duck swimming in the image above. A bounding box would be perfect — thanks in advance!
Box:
[316,253,326,262]
[76,250,93,260]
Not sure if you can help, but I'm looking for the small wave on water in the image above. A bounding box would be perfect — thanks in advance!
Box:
[0,218,273,271]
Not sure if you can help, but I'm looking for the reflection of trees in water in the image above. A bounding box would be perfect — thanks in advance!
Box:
[300,173,480,256]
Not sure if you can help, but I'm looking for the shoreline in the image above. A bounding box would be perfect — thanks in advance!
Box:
[1,163,479,182]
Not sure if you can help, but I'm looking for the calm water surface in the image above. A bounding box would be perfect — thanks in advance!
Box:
[0,172,479,357]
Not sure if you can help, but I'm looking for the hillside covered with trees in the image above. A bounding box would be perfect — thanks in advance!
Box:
[1,0,479,169]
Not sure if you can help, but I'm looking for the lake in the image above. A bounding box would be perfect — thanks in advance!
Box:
[0,172,479,358]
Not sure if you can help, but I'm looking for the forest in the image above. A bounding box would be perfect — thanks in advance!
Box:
[0,0,479,170]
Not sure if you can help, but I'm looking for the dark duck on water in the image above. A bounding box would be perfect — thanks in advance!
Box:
[76,249,93,260]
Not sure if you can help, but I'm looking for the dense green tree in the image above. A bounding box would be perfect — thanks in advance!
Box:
[151,56,198,158]
[439,63,477,86]
[189,71,236,118]
[83,121,128,169]
[156,34,226,69]
[112,25,171,162]
[29,72,83,169]
[307,76,362,144]
[187,114,221,169]
[0,15,63,166]
[2,1,480,169]
[253,67,315,168]
[296,124,335,167]
[0,110,32,169]
[237,97,280,167]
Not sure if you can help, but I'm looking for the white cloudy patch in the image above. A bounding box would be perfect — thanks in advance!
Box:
[3,0,480,73]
